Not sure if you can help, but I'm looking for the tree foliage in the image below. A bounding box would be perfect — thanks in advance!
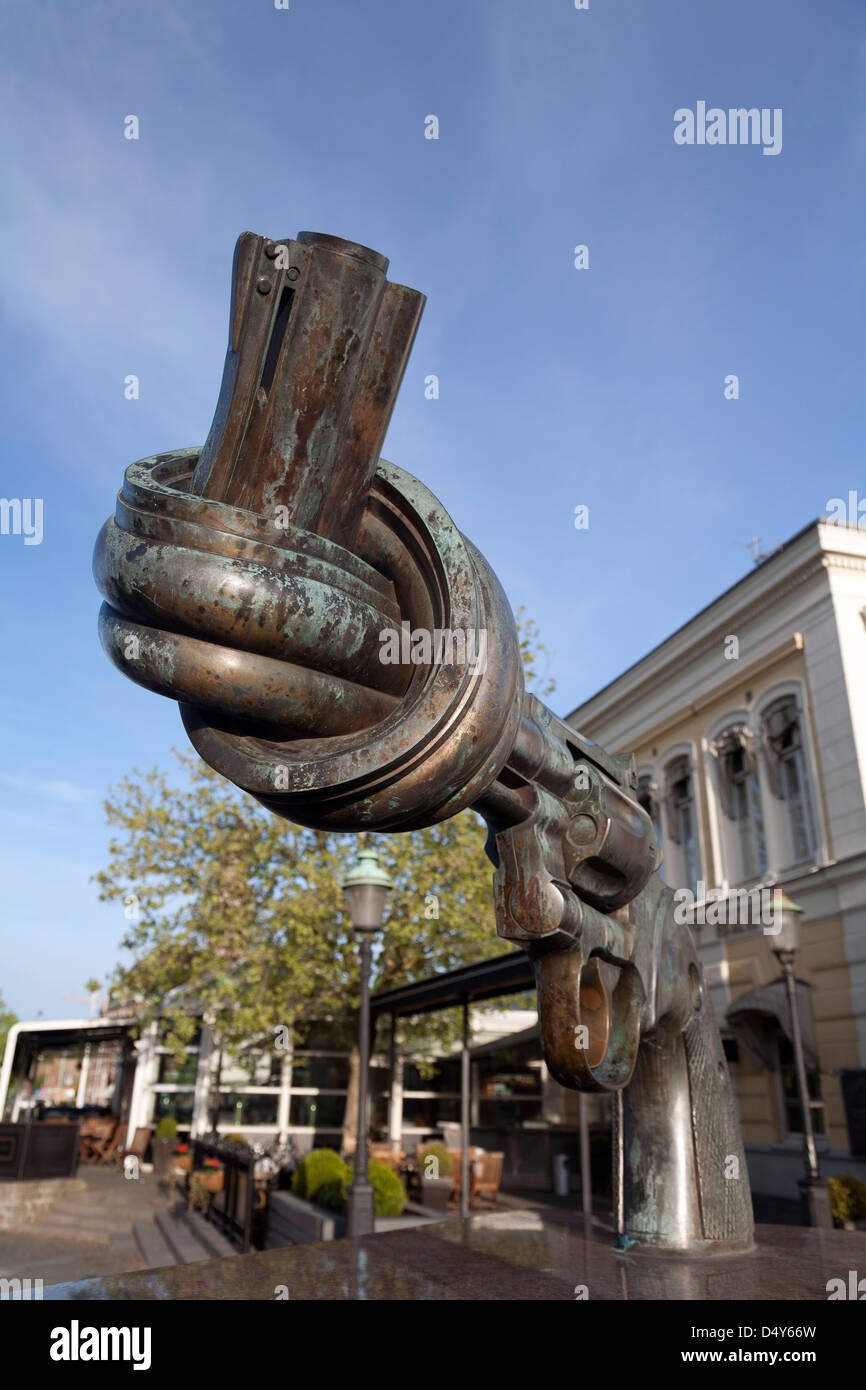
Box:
[0,991,17,1062]
[516,606,556,700]
[94,754,501,1059]
[94,612,555,1073]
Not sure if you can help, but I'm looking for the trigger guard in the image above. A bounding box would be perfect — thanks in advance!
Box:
[533,945,644,1093]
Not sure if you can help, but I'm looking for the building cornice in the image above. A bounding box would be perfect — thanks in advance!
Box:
[616,634,805,753]
[568,534,831,736]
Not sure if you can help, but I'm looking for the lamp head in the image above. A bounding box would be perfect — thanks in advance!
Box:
[770,892,805,959]
[342,845,393,932]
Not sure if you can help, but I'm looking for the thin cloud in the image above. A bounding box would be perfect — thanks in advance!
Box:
[0,773,91,804]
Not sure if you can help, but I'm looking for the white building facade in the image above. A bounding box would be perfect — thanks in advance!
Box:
[566,518,866,1200]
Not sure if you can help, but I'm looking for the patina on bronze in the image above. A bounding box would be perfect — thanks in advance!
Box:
[94,230,754,1254]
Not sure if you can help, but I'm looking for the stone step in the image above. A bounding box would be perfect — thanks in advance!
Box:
[180,1209,238,1260]
[153,1209,213,1265]
[132,1220,177,1270]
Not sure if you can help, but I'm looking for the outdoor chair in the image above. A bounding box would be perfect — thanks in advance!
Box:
[91,1121,126,1164]
[79,1117,116,1163]
[472,1151,504,1206]
[447,1147,484,1206]
[369,1143,406,1171]
[77,1117,99,1160]
[110,1126,152,1168]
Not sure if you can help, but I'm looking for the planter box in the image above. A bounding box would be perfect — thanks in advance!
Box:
[266,1191,445,1248]
[266,1190,343,1247]
[153,1138,174,1179]
[188,1167,225,1215]
[420,1176,453,1212]
[196,1168,224,1194]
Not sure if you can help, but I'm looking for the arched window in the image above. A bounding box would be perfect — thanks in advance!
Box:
[759,696,818,868]
[710,723,767,883]
[660,753,700,890]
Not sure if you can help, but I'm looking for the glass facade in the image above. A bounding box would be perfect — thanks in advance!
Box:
[401,1096,461,1128]
[476,1038,543,1127]
[218,1052,282,1086]
[215,1092,280,1126]
[157,1053,198,1085]
[289,1093,347,1128]
[149,1090,195,1125]
[478,1096,543,1126]
[291,1056,350,1090]
[140,1018,554,1144]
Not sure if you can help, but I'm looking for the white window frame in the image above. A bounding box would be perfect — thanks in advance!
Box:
[754,680,827,873]
[656,742,705,892]
[705,710,769,890]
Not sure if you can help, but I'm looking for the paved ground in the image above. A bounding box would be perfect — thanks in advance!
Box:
[0,1165,173,1285]
[498,1187,613,1219]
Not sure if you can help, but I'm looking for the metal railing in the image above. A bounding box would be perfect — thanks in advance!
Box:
[190,1138,256,1253]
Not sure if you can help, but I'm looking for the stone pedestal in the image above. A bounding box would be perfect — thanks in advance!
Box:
[43,1209,864,1301]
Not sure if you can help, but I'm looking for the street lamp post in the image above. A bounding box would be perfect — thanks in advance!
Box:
[769,894,833,1229]
[342,844,393,1238]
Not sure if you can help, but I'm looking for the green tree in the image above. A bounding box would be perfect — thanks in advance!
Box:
[516,606,556,700]
[94,611,554,1143]
[95,755,501,1141]
[0,992,17,1063]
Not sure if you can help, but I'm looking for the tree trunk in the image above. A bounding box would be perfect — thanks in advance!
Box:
[342,1041,361,1157]
[210,1047,223,1136]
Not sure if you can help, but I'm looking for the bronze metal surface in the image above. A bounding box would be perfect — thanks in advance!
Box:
[94,229,754,1253]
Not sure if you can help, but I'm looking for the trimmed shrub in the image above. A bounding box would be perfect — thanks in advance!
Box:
[369,1160,405,1217]
[418,1142,452,1179]
[305,1159,406,1218]
[292,1148,349,1202]
[154,1116,178,1141]
[829,1173,866,1223]
[315,1179,347,1214]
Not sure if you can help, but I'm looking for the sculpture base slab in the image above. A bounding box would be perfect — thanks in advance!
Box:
[43,1209,863,1301]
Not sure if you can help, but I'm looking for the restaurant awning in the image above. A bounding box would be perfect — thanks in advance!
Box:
[0,1018,134,1121]
[370,950,534,1020]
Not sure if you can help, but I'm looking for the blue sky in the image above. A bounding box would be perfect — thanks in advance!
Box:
[1,0,864,1019]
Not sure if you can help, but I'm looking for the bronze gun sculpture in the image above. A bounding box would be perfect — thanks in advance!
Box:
[94,230,753,1253]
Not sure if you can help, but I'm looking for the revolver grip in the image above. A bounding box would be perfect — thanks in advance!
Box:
[620,993,754,1251]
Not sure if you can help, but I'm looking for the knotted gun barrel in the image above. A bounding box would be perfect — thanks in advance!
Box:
[95,230,754,1253]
